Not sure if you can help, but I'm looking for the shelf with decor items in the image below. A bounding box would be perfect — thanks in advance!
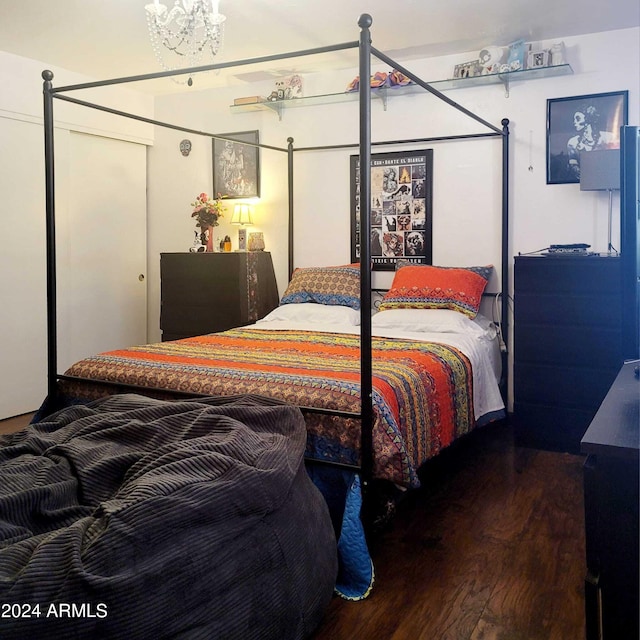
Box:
[230,64,573,117]
[160,251,279,341]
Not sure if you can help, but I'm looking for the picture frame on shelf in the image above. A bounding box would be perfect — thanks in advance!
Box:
[546,90,628,184]
[453,60,481,79]
[506,40,529,72]
[350,149,433,270]
[527,49,549,69]
[212,130,260,199]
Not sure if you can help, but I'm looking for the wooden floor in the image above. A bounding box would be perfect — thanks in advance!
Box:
[0,412,35,435]
[1,414,586,639]
[312,421,586,640]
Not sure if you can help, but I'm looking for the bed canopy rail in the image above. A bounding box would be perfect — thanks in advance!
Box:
[46,42,362,94]
[42,13,510,514]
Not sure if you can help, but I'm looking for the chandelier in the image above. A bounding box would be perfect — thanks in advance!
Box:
[145,0,226,82]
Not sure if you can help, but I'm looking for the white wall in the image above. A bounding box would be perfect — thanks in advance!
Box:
[148,27,639,340]
[0,51,154,418]
[148,27,639,413]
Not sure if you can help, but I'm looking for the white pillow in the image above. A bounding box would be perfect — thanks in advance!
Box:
[372,308,496,338]
[259,303,361,326]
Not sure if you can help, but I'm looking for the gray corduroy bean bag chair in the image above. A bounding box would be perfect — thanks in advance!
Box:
[0,394,337,639]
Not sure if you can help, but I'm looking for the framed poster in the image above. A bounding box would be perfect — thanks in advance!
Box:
[350,149,433,270]
[212,130,260,198]
[546,91,628,184]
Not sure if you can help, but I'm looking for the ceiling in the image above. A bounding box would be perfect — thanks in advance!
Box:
[1,0,638,94]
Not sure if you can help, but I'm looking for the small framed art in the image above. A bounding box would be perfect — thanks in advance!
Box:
[453,60,481,79]
[546,90,628,184]
[212,130,260,199]
[527,49,549,69]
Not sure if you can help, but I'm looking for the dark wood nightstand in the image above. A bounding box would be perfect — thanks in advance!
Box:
[513,254,623,452]
[160,252,279,341]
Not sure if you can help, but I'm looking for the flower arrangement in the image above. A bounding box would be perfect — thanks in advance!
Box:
[191,192,225,229]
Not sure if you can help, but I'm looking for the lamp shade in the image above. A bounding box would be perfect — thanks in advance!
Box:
[580,149,621,191]
[231,204,254,225]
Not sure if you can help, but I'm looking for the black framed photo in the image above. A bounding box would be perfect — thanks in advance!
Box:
[212,130,260,198]
[547,91,628,184]
[350,149,433,270]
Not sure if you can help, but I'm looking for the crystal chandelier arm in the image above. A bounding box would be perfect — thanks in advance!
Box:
[145,0,226,78]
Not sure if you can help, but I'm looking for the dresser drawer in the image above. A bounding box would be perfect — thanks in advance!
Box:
[160,302,243,336]
[515,256,621,293]
[514,363,619,410]
[514,324,622,367]
[513,402,596,452]
[514,292,622,326]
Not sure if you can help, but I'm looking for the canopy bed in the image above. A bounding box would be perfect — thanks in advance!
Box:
[5,14,510,630]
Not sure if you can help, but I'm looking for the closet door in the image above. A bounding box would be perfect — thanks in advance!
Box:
[0,117,48,418]
[56,131,148,373]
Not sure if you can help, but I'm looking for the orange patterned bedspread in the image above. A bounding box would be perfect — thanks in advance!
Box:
[60,327,475,488]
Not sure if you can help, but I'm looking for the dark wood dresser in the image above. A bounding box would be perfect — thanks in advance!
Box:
[513,254,623,452]
[160,252,279,341]
[581,361,639,640]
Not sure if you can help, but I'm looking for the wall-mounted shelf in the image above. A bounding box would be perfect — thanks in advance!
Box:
[230,64,573,118]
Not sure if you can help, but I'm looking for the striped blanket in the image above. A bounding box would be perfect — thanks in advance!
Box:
[60,328,475,489]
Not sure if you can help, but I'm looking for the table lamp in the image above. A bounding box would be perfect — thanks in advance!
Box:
[231,204,254,251]
[580,149,621,255]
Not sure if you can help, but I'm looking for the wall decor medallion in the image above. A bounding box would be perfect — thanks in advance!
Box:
[179,139,192,156]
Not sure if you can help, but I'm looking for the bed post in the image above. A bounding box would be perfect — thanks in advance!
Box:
[287,137,295,280]
[501,118,510,398]
[358,14,374,508]
[42,70,58,403]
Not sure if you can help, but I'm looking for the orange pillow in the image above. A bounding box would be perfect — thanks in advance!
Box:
[379,265,489,318]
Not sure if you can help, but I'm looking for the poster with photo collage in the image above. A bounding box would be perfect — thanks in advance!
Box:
[350,149,433,270]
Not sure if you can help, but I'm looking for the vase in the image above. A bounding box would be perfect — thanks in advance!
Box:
[200,226,214,252]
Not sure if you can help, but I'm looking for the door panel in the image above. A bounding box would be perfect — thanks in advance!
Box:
[56,131,147,373]
[0,118,48,417]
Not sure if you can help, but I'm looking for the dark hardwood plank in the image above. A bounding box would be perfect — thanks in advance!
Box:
[312,422,586,640]
[0,412,34,435]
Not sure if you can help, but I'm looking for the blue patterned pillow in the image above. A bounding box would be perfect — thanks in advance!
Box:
[280,265,360,310]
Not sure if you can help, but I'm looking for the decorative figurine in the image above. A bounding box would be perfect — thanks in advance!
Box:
[189,230,206,252]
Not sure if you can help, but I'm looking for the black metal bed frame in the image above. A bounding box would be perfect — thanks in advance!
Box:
[41,13,510,503]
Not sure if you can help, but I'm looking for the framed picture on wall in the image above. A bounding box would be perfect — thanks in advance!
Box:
[546,91,628,184]
[350,149,433,270]
[212,130,260,198]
